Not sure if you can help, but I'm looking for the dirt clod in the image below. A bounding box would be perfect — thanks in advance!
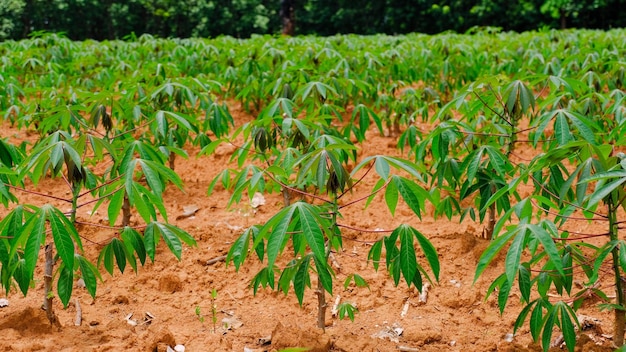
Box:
[112,295,129,304]
[145,326,176,352]
[403,326,442,346]
[271,322,331,352]
[158,274,183,293]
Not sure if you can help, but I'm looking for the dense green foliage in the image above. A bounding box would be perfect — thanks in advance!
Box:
[2,29,626,349]
[0,0,623,40]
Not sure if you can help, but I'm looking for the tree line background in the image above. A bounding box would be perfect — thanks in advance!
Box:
[0,0,623,41]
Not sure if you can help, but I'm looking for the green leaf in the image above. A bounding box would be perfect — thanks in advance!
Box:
[338,302,358,321]
[554,113,572,145]
[265,205,297,269]
[278,259,298,295]
[12,258,30,296]
[518,265,531,303]
[466,148,483,183]
[144,224,158,262]
[344,273,369,289]
[590,241,618,284]
[368,241,382,271]
[385,179,398,216]
[375,157,390,180]
[57,264,73,308]
[138,160,163,196]
[559,303,577,352]
[121,226,147,266]
[505,231,525,286]
[23,211,46,279]
[541,306,557,352]
[530,224,564,277]
[226,230,251,271]
[398,227,417,285]
[314,254,333,294]
[514,300,535,335]
[497,278,511,314]
[49,207,75,271]
[77,254,100,298]
[588,177,626,208]
[294,256,311,306]
[475,228,517,282]
[298,203,327,265]
[154,222,184,260]
[530,300,544,342]
[393,176,427,219]
[108,189,124,226]
[110,238,126,273]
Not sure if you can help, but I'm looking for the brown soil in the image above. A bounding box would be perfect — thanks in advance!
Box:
[0,106,617,352]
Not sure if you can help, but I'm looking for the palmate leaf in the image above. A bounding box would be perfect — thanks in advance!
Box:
[385,225,439,289]
[540,302,578,352]
[505,80,535,117]
[143,222,196,262]
[338,302,358,321]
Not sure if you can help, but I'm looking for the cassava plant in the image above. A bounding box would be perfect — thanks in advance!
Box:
[223,130,440,329]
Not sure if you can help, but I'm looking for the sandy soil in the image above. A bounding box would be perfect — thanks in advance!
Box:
[0,105,617,352]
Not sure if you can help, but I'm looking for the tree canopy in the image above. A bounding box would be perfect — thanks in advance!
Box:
[0,0,622,40]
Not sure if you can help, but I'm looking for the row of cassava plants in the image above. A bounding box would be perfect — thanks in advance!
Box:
[2,29,626,136]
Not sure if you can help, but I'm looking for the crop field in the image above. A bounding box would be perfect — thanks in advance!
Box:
[0,29,625,351]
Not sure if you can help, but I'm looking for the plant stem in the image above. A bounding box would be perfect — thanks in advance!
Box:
[316,276,326,331]
[484,183,497,240]
[122,193,131,226]
[43,243,61,327]
[71,185,80,223]
[169,152,176,170]
[282,187,291,207]
[609,199,625,346]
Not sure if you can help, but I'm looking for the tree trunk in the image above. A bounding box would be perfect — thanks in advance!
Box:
[560,8,567,29]
[280,0,295,36]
